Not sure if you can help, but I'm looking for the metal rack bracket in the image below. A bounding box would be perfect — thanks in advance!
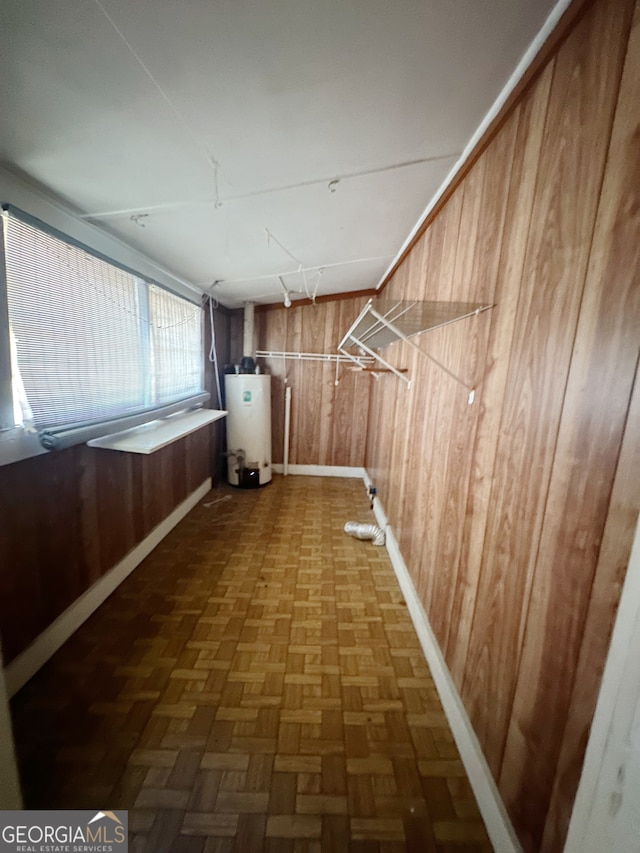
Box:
[338,299,494,401]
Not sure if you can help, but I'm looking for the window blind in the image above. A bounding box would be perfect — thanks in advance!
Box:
[150,285,202,406]
[1,209,204,440]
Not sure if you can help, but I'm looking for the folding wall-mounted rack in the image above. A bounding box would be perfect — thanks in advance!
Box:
[338,299,494,402]
[255,349,376,386]
[255,349,374,365]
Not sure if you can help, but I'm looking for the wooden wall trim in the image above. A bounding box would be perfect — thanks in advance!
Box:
[376,0,598,293]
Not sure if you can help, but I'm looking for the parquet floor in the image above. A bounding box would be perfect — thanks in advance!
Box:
[10,475,492,852]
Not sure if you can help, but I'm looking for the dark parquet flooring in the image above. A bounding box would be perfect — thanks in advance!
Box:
[10,475,492,852]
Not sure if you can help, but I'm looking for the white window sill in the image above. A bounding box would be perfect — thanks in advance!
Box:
[86,408,227,455]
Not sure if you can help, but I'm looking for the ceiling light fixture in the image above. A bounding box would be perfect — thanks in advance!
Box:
[279,275,292,309]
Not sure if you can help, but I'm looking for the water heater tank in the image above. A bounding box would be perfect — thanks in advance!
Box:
[224,374,272,487]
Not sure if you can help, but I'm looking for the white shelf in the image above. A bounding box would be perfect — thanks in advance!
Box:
[87,408,227,454]
[338,299,494,398]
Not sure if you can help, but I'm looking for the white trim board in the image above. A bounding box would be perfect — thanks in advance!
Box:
[4,478,212,698]
[369,487,521,852]
[272,464,365,478]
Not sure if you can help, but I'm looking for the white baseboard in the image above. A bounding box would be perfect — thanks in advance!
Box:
[272,464,365,478]
[371,490,521,853]
[4,478,212,698]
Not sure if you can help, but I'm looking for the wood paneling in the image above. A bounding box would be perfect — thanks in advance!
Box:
[0,430,213,665]
[446,69,553,686]
[505,2,640,846]
[462,0,631,778]
[0,305,234,665]
[363,0,639,849]
[204,302,240,481]
[255,298,371,468]
[543,368,640,851]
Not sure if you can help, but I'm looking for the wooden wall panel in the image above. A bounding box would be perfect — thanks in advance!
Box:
[0,455,51,661]
[256,304,288,465]
[430,119,518,653]
[539,11,640,837]
[501,2,640,846]
[0,304,231,666]
[412,189,465,613]
[296,300,333,464]
[255,297,371,468]
[392,189,464,604]
[543,370,640,851]
[204,304,239,479]
[363,0,638,848]
[333,300,368,467]
[461,0,630,778]
[0,428,212,665]
[446,69,553,685]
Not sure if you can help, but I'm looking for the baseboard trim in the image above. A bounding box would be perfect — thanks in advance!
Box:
[371,490,521,853]
[4,478,212,698]
[272,464,365,478]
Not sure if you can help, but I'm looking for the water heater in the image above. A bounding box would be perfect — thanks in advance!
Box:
[224,374,272,487]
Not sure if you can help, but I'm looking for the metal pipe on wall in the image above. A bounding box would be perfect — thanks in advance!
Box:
[243,302,255,358]
[283,385,291,476]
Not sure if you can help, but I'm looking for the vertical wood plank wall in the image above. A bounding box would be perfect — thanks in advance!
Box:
[255,298,372,467]
[366,0,640,849]
[256,0,639,848]
[0,307,235,667]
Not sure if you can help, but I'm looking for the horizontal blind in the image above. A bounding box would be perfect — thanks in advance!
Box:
[150,285,202,406]
[2,210,204,433]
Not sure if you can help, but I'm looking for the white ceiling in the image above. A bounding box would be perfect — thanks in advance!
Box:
[0,0,557,308]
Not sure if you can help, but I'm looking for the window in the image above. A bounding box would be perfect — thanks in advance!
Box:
[0,206,204,454]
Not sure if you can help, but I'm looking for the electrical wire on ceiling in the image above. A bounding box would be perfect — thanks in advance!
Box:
[212,159,222,209]
[264,227,303,267]
[80,153,459,221]
[265,227,311,301]
[200,254,393,288]
[92,0,232,194]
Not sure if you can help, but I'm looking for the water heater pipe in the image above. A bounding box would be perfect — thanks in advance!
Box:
[243,302,255,358]
[283,385,291,476]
